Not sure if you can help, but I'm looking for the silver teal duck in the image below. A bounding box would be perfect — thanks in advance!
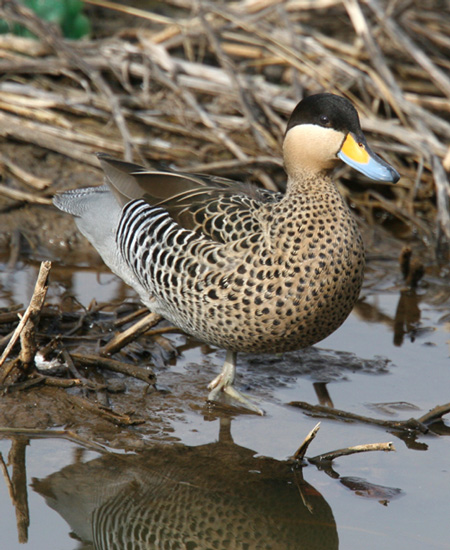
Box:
[54,93,400,414]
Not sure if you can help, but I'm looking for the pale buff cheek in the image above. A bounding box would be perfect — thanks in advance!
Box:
[283,125,345,175]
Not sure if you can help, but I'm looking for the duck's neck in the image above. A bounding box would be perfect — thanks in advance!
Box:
[284,169,337,197]
[282,124,341,182]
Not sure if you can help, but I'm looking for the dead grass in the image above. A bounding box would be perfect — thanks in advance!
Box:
[0,0,448,253]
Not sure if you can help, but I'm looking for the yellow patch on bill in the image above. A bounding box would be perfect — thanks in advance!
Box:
[340,134,370,164]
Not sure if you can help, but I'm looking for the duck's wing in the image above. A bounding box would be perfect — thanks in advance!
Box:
[98,154,283,244]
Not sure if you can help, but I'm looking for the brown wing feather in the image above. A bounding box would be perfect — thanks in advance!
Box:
[97,153,282,243]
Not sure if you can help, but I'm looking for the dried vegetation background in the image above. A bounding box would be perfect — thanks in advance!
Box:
[0,0,449,252]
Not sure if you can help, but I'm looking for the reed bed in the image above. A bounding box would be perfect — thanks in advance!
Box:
[0,0,448,253]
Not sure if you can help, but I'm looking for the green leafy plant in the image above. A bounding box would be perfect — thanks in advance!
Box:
[0,0,90,39]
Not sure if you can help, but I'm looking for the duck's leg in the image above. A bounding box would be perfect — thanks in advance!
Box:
[207,350,264,415]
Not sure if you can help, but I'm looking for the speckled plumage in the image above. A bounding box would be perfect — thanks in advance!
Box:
[54,93,399,413]
[116,173,364,354]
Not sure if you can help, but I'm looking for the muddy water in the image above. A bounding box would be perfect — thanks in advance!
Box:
[0,206,449,549]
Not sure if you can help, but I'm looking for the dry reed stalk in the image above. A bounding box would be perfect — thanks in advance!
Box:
[0,261,51,383]
[0,152,51,190]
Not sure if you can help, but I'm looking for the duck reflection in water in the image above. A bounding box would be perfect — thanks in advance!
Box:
[33,421,337,550]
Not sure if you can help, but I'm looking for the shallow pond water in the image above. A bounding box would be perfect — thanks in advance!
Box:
[0,224,449,549]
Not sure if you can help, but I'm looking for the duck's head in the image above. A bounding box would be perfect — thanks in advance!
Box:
[283,93,400,183]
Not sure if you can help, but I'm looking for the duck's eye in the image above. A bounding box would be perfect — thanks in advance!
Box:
[319,115,330,126]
